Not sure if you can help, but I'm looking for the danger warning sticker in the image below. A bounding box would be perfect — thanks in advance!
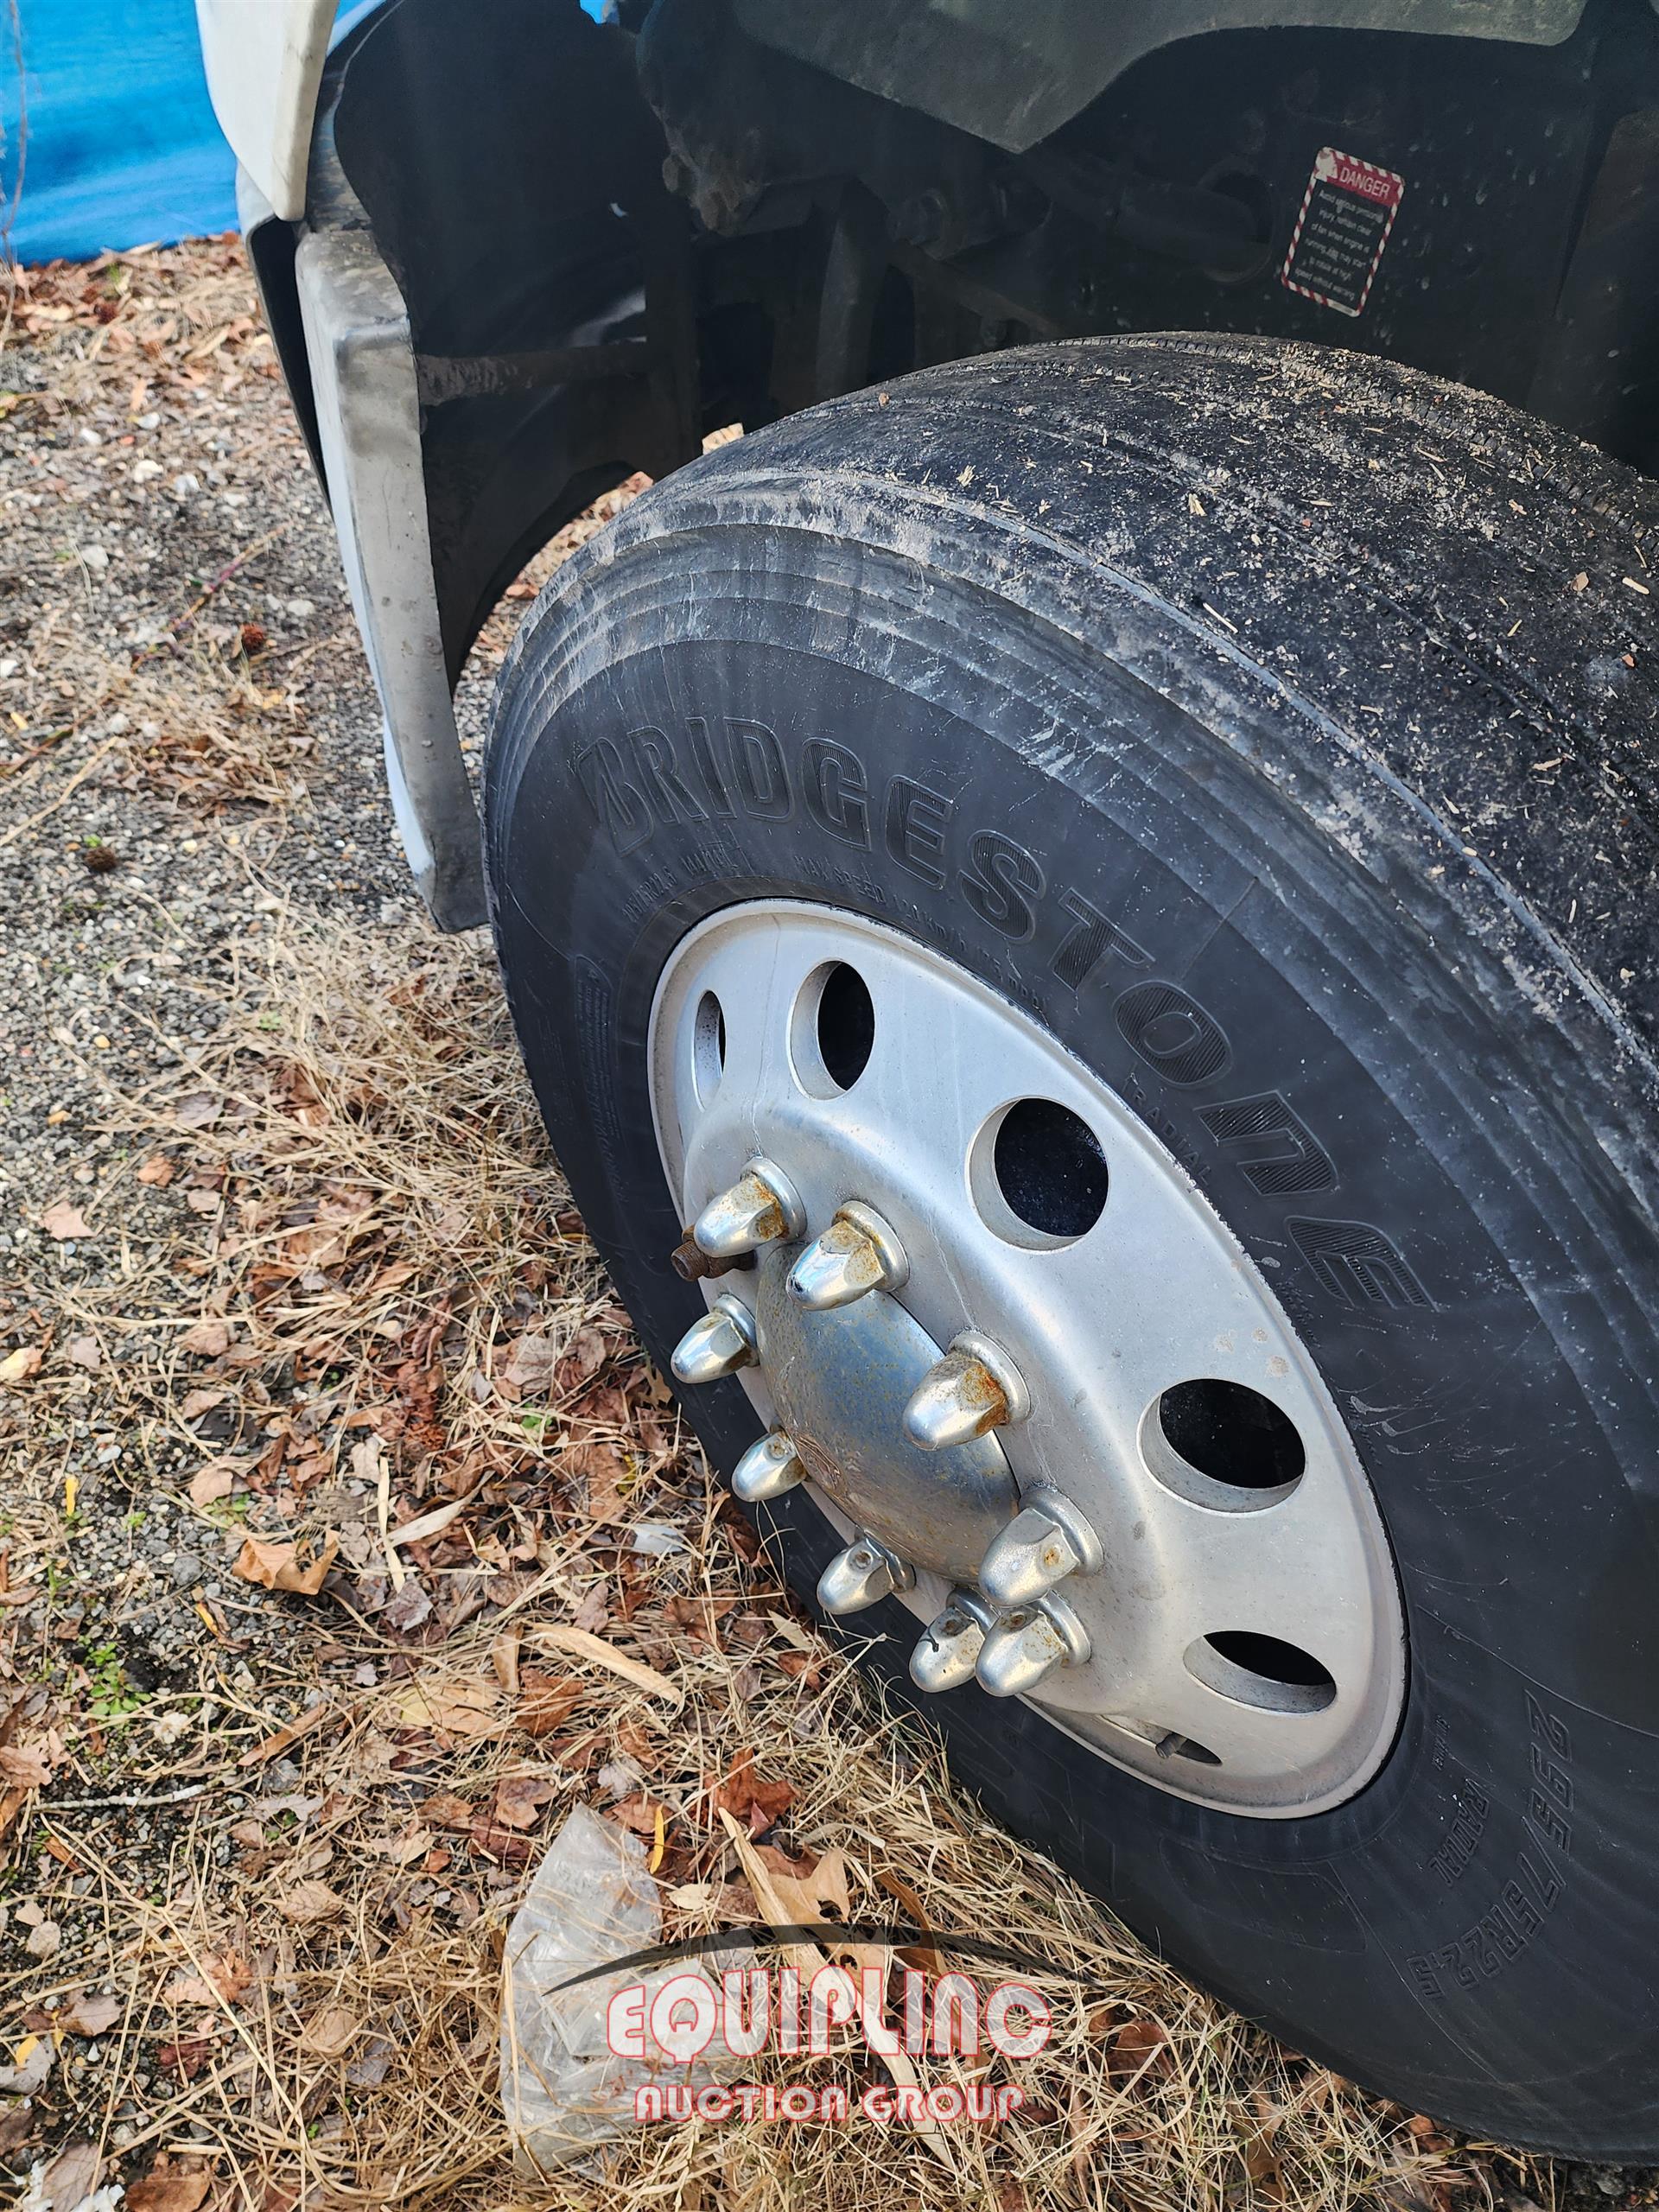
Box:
[1280,147,1404,318]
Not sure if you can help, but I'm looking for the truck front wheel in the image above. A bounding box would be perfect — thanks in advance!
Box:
[485,335,1659,2155]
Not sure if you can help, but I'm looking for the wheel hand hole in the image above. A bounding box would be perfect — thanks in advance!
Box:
[1157,1378,1304,1492]
[1156,1731,1222,1766]
[1188,1631,1335,1713]
[693,991,726,1104]
[982,1097,1108,1243]
[817,962,874,1090]
[791,961,875,1097]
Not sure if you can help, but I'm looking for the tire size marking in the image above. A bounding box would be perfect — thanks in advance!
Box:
[1523,1692,1573,1857]
[1407,1696,1572,2003]
[1427,1783,1489,1890]
[580,715,1432,1317]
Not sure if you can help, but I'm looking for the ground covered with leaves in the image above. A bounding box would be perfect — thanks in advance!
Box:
[0,239,1643,2212]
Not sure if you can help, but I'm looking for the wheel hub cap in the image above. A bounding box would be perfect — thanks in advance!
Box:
[754,1245,1015,1582]
[649,901,1406,1818]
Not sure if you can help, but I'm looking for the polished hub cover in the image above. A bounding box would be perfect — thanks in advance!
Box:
[753,1246,1014,1582]
[650,900,1406,1819]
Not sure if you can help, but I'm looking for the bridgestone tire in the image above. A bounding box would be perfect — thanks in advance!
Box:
[485,336,1659,2155]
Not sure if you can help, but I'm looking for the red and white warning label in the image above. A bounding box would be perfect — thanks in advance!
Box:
[1280,147,1404,318]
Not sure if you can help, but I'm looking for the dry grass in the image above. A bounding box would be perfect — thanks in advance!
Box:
[2,236,265,408]
[1,238,312,823]
[0,914,1538,2210]
[0,238,1544,2212]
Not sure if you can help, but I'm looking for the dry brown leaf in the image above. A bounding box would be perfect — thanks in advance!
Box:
[59,1989,122,2037]
[276,1878,346,1925]
[38,2143,103,2208]
[397,1675,504,1738]
[387,1496,468,1548]
[719,1810,935,2139]
[179,1385,226,1418]
[366,1825,433,1866]
[417,1792,478,1831]
[0,2038,52,2095]
[188,1461,237,1507]
[715,1749,794,1836]
[516,1670,582,1738]
[491,1623,522,1695]
[299,2001,360,2058]
[0,1345,42,1387]
[559,1325,608,1385]
[233,1531,339,1596]
[1109,2016,1173,2082]
[64,1334,101,1370]
[179,1318,231,1357]
[0,1744,53,1789]
[156,2036,214,2082]
[608,1793,668,1837]
[570,1580,610,1634]
[567,1439,631,1521]
[665,1879,756,1916]
[379,1577,432,1632]
[126,2157,215,2212]
[162,1973,219,2010]
[174,1091,221,1129]
[40,1198,91,1240]
[728,1826,855,1955]
[200,1949,254,2004]
[500,1332,558,1391]
[493,1772,563,1831]
[137,1154,177,1186]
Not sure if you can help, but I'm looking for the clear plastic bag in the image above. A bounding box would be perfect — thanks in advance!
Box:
[500,1801,741,2171]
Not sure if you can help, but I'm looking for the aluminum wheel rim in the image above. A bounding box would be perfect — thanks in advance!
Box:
[649,901,1406,1816]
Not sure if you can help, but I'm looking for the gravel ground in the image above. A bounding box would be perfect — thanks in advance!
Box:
[0,238,1651,2212]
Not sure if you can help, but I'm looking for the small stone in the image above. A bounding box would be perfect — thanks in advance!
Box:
[24,1919,61,1960]
[285,597,315,620]
[169,1552,203,1590]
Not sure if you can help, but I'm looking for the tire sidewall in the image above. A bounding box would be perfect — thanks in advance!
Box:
[486,498,1659,2152]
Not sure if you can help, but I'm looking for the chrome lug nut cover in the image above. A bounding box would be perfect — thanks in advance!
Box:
[976,1593,1091,1699]
[786,1201,909,1312]
[731,1428,805,1503]
[817,1533,915,1617]
[909,1589,998,1693]
[692,1157,806,1260]
[977,1485,1103,1609]
[902,1330,1030,1452]
[670,1292,758,1384]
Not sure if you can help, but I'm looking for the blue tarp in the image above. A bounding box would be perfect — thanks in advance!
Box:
[3,0,613,268]
[3,0,238,264]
